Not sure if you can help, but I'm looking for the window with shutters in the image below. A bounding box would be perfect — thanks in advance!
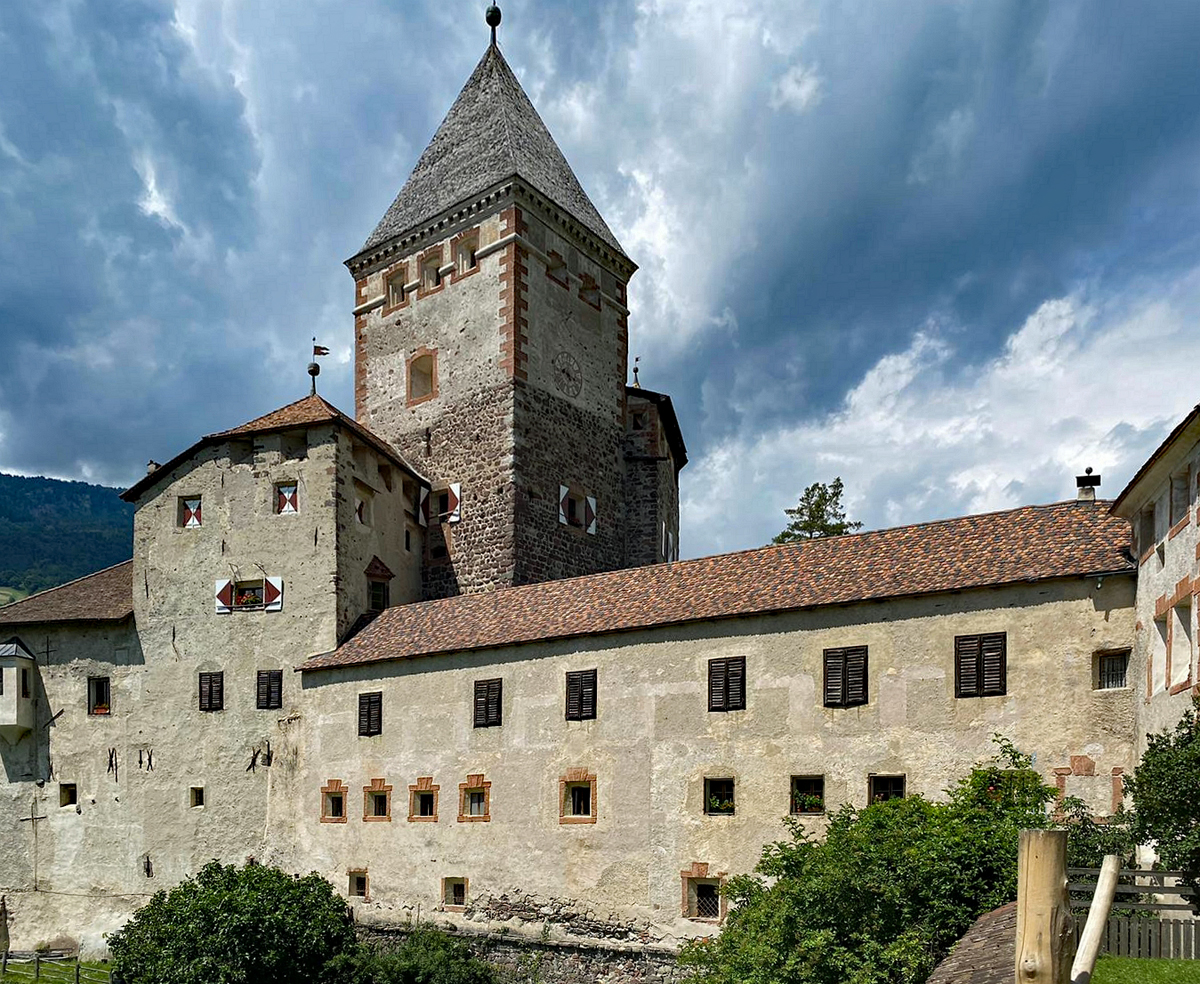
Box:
[565,669,597,721]
[869,774,906,803]
[275,483,298,515]
[358,692,382,736]
[178,496,201,528]
[362,778,392,822]
[704,778,735,815]
[408,777,439,821]
[1095,649,1130,690]
[234,579,264,609]
[790,775,825,815]
[321,779,347,822]
[256,669,283,710]
[88,676,111,715]
[473,678,502,728]
[708,657,746,712]
[954,633,1007,698]
[216,577,282,613]
[458,773,491,822]
[559,768,597,824]
[198,671,224,712]
[558,485,597,534]
[823,646,868,708]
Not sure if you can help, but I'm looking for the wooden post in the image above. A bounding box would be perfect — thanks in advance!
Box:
[76,953,82,984]
[1070,854,1120,984]
[1015,829,1075,983]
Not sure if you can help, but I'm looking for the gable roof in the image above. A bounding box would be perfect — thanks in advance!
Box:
[926,902,1015,984]
[299,499,1134,673]
[0,561,133,627]
[357,43,624,258]
[1111,403,1200,518]
[121,394,427,502]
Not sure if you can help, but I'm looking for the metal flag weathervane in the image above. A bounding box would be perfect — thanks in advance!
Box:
[309,337,328,395]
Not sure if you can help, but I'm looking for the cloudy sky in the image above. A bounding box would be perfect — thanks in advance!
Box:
[2,0,1200,558]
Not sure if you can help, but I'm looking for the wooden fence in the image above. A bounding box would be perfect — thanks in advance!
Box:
[0,951,110,982]
[1068,867,1198,960]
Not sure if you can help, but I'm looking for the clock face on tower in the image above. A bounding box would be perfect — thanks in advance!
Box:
[552,351,583,397]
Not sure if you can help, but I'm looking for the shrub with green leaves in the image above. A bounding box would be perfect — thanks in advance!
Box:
[107,861,357,984]
[324,930,499,984]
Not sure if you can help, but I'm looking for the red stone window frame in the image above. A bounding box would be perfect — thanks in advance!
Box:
[545,249,569,289]
[559,767,597,825]
[321,779,347,823]
[458,773,492,822]
[450,231,480,283]
[363,777,392,822]
[442,876,468,911]
[408,776,440,822]
[418,246,446,297]
[406,346,438,407]
[680,862,727,922]
[381,262,410,316]
[578,273,601,311]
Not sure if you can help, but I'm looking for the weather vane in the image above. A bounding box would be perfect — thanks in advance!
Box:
[632,355,641,388]
[486,4,501,46]
[310,337,329,395]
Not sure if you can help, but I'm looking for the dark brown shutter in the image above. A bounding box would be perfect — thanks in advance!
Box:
[580,669,597,719]
[981,633,1006,696]
[359,692,381,735]
[199,672,211,711]
[844,647,867,706]
[955,635,981,697]
[566,672,582,720]
[474,680,489,727]
[823,650,845,707]
[271,670,283,707]
[369,693,381,734]
[257,671,270,709]
[211,672,224,711]
[708,659,727,711]
[727,657,746,710]
[487,679,502,726]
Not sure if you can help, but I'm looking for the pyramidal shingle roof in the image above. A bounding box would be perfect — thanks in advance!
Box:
[359,43,625,257]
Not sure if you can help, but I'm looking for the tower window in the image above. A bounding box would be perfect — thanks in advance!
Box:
[190,786,205,809]
[455,234,478,274]
[421,256,442,291]
[408,351,436,404]
[385,268,406,309]
[60,783,78,808]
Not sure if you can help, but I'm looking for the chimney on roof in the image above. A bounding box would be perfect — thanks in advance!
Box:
[146,460,160,475]
[1076,467,1101,501]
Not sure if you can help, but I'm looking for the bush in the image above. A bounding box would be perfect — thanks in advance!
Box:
[107,861,357,984]
[324,931,499,984]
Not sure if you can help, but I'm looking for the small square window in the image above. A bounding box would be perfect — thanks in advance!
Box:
[443,877,467,908]
[349,871,368,898]
[704,778,735,815]
[869,775,906,803]
[190,786,205,809]
[60,783,78,808]
[370,792,389,818]
[88,676,111,715]
[276,483,298,515]
[1096,650,1129,690]
[233,580,265,610]
[368,580,390,612]
[178,497,201,528]
[418,792,436,817]
[198,671,224,712]
[790,775,825,815]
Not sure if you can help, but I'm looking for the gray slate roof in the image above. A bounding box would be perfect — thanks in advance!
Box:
[359,43,625,257]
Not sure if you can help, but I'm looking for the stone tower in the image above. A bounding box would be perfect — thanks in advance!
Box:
[345,20,685,599]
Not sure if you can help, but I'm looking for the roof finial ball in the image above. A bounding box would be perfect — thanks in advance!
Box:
[308,361,320,396]
[486,4,501,46]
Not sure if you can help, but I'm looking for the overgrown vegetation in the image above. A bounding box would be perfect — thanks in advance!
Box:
[0,473,132,597]
[325,931,498,984]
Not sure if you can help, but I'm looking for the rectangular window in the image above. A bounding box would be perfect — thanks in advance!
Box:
[88,676,111,715]
[370,791,389,818]
[421,257,442,290]
[565,669,597,720]
[349,871,368,898]
[358,692,382,736]
[325,790,344,819]
[443,877,467,908]
[256,670,283,710]
[1170,469,1190,527]
[198,671,224,712]
[790,775,825,815]
[955,633,1007,697]
[468,790,486,816]
[869,775,906,803]
[276,483,298,515]
[694,882,720,919]
[708,657,746,712]
[21,667,30,699]
[417,791,436,817]
[190,786,205,809]
[473,678,502,728]
[705,778,736,815]
[1097,651,1129,690]
[823,646,868,708]
[456,235,478,274]
[233,579,265,610]
[386,269,406,308]
[178,496,201,528]
[569,783,592,817]
[1139,503,1157,554]
[60,783,78,808]
[368,580,390,612]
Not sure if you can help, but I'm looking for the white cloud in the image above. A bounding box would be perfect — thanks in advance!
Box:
[770,62,823,113]
[681,271,1200,558]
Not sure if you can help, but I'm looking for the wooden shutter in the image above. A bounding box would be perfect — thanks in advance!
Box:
[264,577,283,612]
[269,670,282,708]
[585,496,597,535]
[474,680,490,727]
[566,672,582,720]
[844,647,868,706]
[708,659,728,711]
[369,693,381,734]
[823,650,845,707]
[559,485,570,525]
[726,656,746,710]
[447,482,462,524]
[418,487,429,526]
[955,635,981,697]
[358,692,381,736]
[487,679,502,726]
[981,633,1006,696]
[215,579,233,614]
[257,671,271,708]
[580,669,596,719]
[199,672,211,711]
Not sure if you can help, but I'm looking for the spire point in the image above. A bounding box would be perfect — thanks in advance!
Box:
[486,4,501,46]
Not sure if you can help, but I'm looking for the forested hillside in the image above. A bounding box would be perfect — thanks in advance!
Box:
[0,473,133,597]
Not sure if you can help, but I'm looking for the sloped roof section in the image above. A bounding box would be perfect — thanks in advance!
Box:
[300,500,1135,672]
[0,561,133,626]
[926,902,1016,984]
[122,394,427,502]
[359,44,624,257]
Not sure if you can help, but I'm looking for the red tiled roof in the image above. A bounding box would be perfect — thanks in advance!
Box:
[299,500,1134,672]
[0,561,133,626]
[122,394,426,501]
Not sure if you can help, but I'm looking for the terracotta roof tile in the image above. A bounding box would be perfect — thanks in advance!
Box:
[926,902,1016,984]
[300,500,1134,672]
[0,561,133,626]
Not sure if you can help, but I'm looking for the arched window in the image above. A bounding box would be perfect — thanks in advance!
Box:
[408,351,436,404]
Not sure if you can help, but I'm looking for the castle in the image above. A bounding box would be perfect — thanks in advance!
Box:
[1,10,1197,959]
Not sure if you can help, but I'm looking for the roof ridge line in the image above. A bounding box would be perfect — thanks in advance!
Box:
[0,559,133,609]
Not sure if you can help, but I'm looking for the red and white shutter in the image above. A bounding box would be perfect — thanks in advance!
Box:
[418,487,430,527]
[278,485,298,514]
[585,496,597,535]
[447,483,462,524]
[215,579,233,614]
[183,498,202,527]
[559,486,570,525]
[264,577,283,612]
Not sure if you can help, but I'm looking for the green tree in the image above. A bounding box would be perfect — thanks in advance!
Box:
[773,477,863,544]
[324,930,498,984]
[1124,697,1200,908]
[107,861,357,984]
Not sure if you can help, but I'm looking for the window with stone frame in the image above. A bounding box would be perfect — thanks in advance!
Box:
[559,768,597,824]
[681,863,726,922]
[421,252,442,291]
[408,350,436,404]
[363,778,392,822]
[455,233,478,275]
[458,773,492,822]
[321,779,347,822]
[88,676,111,715]
[384,265,407,311]
[178,496,201,528]
[408,777,439,821]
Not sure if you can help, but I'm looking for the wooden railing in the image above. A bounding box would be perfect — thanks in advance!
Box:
[1069,865,1198,960]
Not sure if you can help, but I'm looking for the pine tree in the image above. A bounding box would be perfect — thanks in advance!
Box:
[773,477,863,544]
